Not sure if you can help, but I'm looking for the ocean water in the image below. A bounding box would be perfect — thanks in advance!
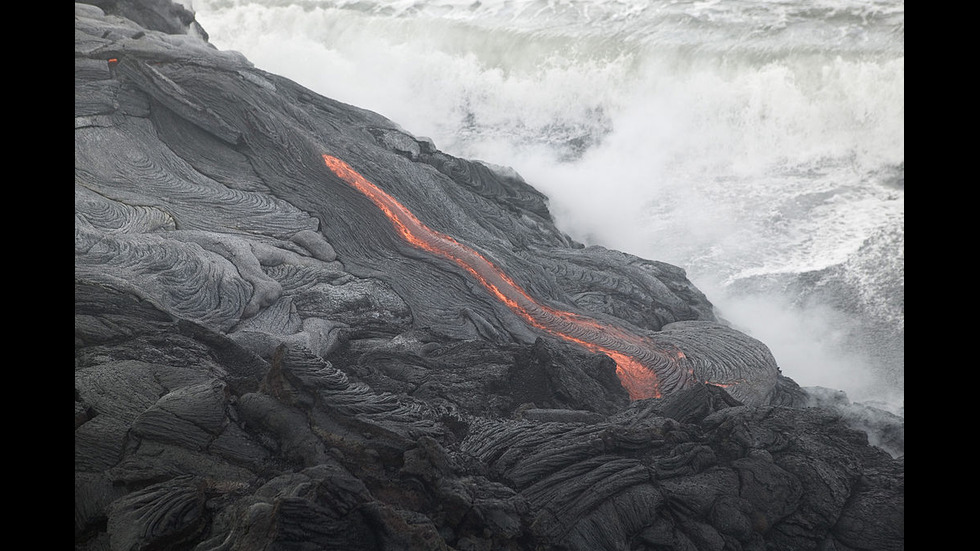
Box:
[189,0,904,412]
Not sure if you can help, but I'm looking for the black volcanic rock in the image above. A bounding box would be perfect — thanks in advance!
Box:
[75,2,903,550]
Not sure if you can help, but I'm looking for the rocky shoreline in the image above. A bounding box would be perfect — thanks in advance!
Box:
[75,2,903,549]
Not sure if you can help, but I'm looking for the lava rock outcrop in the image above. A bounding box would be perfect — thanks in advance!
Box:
[75,2,903,550]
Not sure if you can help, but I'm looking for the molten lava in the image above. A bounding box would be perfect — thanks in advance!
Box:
[323,154,683,399]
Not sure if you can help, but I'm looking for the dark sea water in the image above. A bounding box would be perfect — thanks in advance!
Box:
[191,0,904,412]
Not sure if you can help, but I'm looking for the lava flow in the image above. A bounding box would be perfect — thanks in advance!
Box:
[323,154,685,399]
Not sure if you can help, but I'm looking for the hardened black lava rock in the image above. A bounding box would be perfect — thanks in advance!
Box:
[75,2,903,549]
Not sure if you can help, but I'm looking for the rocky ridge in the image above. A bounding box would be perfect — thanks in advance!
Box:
[75,2,904,549]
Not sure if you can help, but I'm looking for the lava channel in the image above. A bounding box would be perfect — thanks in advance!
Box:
[323,154,689,399]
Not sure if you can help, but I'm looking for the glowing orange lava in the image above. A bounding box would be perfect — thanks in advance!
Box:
[323,154,668,399]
